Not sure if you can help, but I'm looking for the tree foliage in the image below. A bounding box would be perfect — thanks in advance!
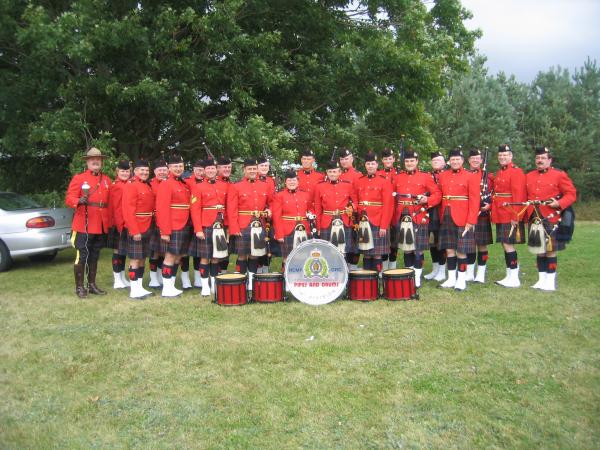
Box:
[0,0,477,193]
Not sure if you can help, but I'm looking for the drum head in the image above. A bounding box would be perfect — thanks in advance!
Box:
[384,268,414,276]
[216,273,246,280]
[350,270,377,275]
[284,239,348,306]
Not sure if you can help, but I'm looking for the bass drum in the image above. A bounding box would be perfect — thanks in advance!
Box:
[284,239,348,306]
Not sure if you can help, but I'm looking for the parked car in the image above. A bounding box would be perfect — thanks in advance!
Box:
[0,192,73,271]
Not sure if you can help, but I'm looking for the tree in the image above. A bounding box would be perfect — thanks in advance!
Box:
[0,0,477,193]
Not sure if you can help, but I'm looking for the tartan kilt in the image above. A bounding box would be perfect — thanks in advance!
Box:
[428,206,441,232]
[359,224,390,257]
[188,226,227,259]
[495,222,526,244]
[106,227,127,254]
[528,219,566,251]
[474,213,493,246]
[234,224,253,257]
[149,224,162,253]
[319,226,356,254]
[394,223,429,253]
[388,223,398,249]
[160,224,192,255]
[439,208,476,254]
[126,227,153,260]
[280,228,319,258]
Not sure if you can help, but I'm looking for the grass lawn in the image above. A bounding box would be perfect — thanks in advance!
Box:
[1,223,599,449]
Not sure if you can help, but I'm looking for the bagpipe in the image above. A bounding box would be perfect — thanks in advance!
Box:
[480,146,492,214]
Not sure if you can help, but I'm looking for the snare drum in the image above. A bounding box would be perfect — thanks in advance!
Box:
[347,270,378,301]
[215,273,248,306]
[382,268,418,301]
[252,272,284,303]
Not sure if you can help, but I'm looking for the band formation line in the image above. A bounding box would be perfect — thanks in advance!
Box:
[65,143,576,301]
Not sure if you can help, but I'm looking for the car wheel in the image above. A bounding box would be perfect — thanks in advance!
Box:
[0,240,13,272]
[29,250,58,263]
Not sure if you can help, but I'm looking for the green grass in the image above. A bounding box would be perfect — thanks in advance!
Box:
[1,224,599,449]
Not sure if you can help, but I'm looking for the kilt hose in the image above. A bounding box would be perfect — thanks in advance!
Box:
[106,226,128,254]
[495,222,526,245]
[474,213,493,246]
[126,227,154,260]
[319,225,356,254]
[359,223,390,257]
[439,208,476,254]
[160,224,192,255]
[528,218,567,251]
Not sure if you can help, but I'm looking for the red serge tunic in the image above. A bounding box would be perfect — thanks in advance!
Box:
[227,178,272,235]
[437,168,480,227]
[392,170,441,225]
[190,179,229,232]
[122,177,155,236]
[65,170,112,234]
[313,180,356,230]
[339,167,363,186]
[259,175,277,196]
[272,189,312,240]
[525,168,577,223]
[376,167,397,185]
[108,178,128,233]
[155,174,191,236]
[297,169,325,209]
[491,163,527,223]
[354,174,394,229]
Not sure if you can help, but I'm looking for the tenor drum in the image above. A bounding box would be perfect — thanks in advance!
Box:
[252,272,284,303]
[347,270,378,301]
[284,239,348,306]
[215,273,248,306]
[382,268,418,301]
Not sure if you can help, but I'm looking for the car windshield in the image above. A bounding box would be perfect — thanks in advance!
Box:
[0,193,42,211]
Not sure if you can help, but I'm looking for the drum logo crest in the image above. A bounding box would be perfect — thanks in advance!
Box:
[303,249,329,278]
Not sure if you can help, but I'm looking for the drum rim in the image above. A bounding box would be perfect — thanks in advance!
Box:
[216,273,247,280]
[383,268,415,275]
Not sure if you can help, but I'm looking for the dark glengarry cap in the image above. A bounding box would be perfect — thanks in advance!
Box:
[498,144,511,153]
[168,153,184,164]
[243,158,258,167]
[284,169,297,179]
[381,147,394,158]
[117,160,131,170]
[153,158,168,169]
[535,146,550,155]
[325,159,340,170]
[217,156,231,165]
[300,148,315,158]
[134,159,150,168]
[364,151,377,162]
[339,147,353,158]
[257,156,268,164]
[448,148,464,158]
[469,148,482,157]
[193,159,205,168]
[430,150,444,160]
[204,157,217,168]
[404,150,418,160]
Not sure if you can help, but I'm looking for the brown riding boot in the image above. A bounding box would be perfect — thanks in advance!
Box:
[87,262,107,295]
[74,264,88,298]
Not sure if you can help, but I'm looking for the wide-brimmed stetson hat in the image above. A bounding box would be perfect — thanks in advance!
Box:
[83,147,108,159]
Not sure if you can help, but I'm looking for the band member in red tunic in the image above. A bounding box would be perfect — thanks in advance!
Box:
[491,144,527,288]
[392,150,441,287]
[467,148,494,283]
[107,160,131,290]
[65,148,112,298]
[227,158,273,290]
[148,157,168,288]
[190,157,230,296]
[526,147,577,291]
[217,155,233,273]
[377,148,399,270]
[437,148,480,291]
[183,159,206,289]
[354,152,394,274]
[257,156,278,272]
[313,159,357,255]
[296,149,324,210]
[338,147,363,270]
[155,154,192,297]
[122,159,155,299]
[273,170,313,262]
[424,151,448,282]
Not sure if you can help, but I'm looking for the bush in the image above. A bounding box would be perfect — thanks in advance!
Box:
[29,191,66,208]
